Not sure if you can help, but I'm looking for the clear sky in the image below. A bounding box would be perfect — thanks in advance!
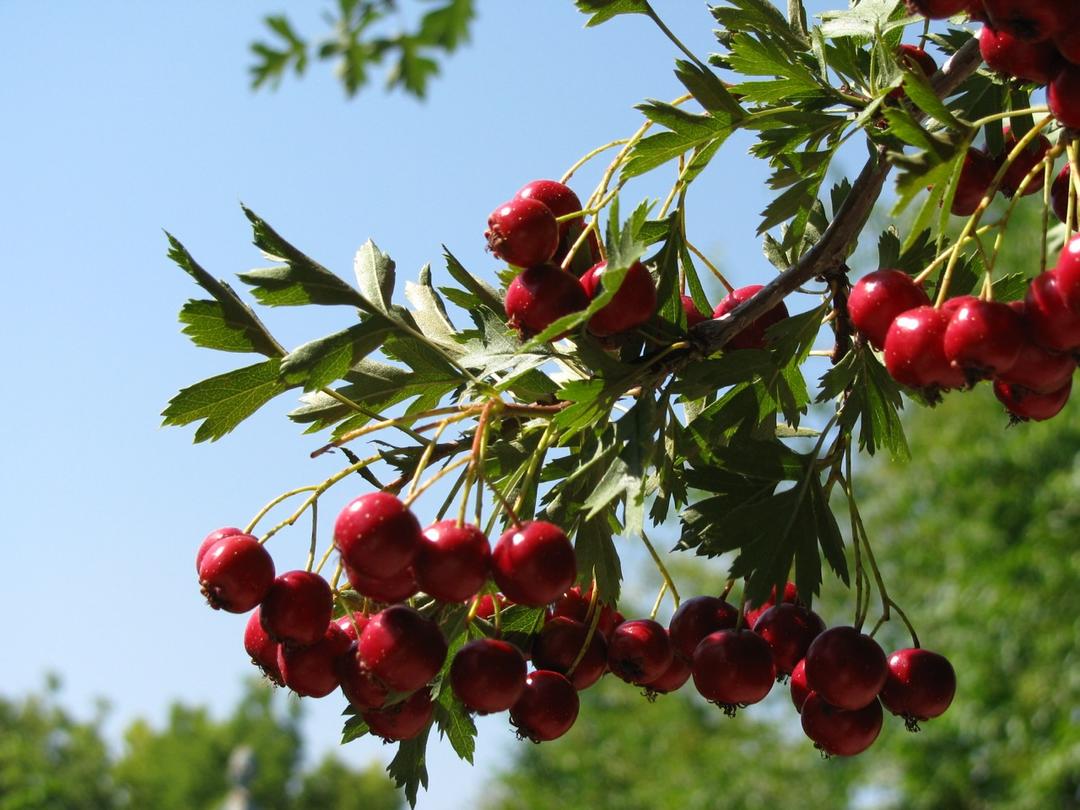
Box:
[0,2,841,808]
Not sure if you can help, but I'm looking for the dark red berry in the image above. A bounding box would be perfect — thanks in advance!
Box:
[744,581,800,629]
[278,622,351,698]
[804,626,888,711]
[668,595,740,662]
[983,0,1070,42]
[890,45,937,99]
[951,148,997,217]
[904,0,969,18]
[334,491,422,580]
[362,690,434,742]
[260,571,333,647]
[334,612,370,642]
[244,608,283,685]
[607,619,673,685]
[336,643,390,711]
[486,198,559,268]
[473,593,510,620]
[943,298,1024,380]
[198,533,275,614]
[343,561,419,604]
[516,180,583,238]
[801,694,883,756]
[994,378,1072,421]
[880,648,957,728]
[1052,165,1077,229]
[1054,234,1080,312]
[1050,66,1080,130]
[196,526,243,572]
[1056,25,1080,65]
[504,264,589,337]
[532,617,608,691]
[998,301,1076,394]
[491,521,576,607]
[358,605,448,693]
[644,655,693,696]
[712,285,790,350]
[790,658,812,713]
[509,670,580,742]
[549,587,623,641]
[450,638,528,714]
[691,629,776,711]
[979,25,1062,84]
[1024,271,1080,352]
[414,520,490,603]
[847,270,931,349]
[998,127,1052,198]
[753,603,826,676]
[579,260,657,337]
[681,295,708,327]
[884,305,968,391]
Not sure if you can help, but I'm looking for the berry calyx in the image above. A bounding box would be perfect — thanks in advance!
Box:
[198,533,275,614]
[278,622,351,698]
[752,603,826,676]
[668,595,740,661]
[804,626,888,711]
[450,638,528,714]
[516,180,582,238]
[362,690,435,742]
[880,648,957,730]
[491,521,576,607]
[691,629,776,713]
[334,491,422,580]
[244,608,283,685]
[504,264,589,337]
[260,570,334,647]
[800,694,883,757]
[847,270,931,350]
[712,285,790,350]
[533,616,608,690]
[414,520,490,603]
[994,378,1072,421]
[579,260,657,337]
[884,305,967,393]
[358,605,448,693]
[509,670,580,742]
[485,198,559,268]
[607,619,674,685]
[943,298,1024,381]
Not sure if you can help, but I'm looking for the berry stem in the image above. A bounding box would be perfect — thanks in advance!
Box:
[512,421,556,517]
[639,530,681,609]
[311,405,476,458]
[685,238,735,292]
[567,589,604,678]
[402,455,472,509]
[305,499,319,572]
[245,485,319,535]
[649,581,669,621]
[406,413,460,500]
[560,138,630,185]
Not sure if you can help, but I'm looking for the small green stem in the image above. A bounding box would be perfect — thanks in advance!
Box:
[305,500,319,572]
[640,531,681,609]
[402,455,472,509]
[245,485,319,535]
[685,238,734,292]
[643,1,712,74]
[650,581,669,620]
[561,139,630,184]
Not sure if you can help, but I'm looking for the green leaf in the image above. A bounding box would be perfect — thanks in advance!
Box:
[497,605,546,635]
[819,346,909,460]
[711,0,809,52]
[574,515,623,605]
[404,264,457,348]
[819,0,903,39]
[575,0,649,27]
[387,727,430,808]
[341,713,370,744]
[353,239,396,315]
[434,693,476,764]
[900,68,965,130]
[442,247,502,312]
[279,320,389,390]
[162,359,291,442]
[673,59,745,118]
[418,0,475,51]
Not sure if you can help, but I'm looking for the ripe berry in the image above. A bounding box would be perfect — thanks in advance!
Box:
[579,260,657,337]
[278,622,351,698]
[1049,66,1080,130]
[336,643,390,711]
[196,526,243,572]
[334,612,370,642]
[1052,166,1077,229]
[847,270,931,349]
[983,0,1070,42]
[753,603,826,676]
[668,595,740,662]
[943,298,1024,380]
[998,128,1052,198]
[548,587,623,641]
[358,605,448,693]
[884,306,967,392]
[790,658,812,713]
[891,45,937,99]
[804,626,888,711]
[362,690,434,742]
[509,670,580,742]
[607,619,674,685]
[485,198,559,268]
[951,148,997,217]
[997,302,1076,394]
[712,285,789,350]
[450,639,528,714]
[691,629,776,712]
[491,521,576,607]
[198,533,275,614]
[681,295,708,327]
[801,694,883,757]
[334,491,422,580]
[516,180,582,238]
[880,648,957,729]
[1024,271,1080,352]
[979,26,1062,84]
[903,0,969,17]
[1054,234,1080,312]
[744,581,800,629]
[473,592,510,620]
[994,378,1072,421]
[1057,25,1080,65]
[260,571,333,647]
[343,561,419,604]
[644,655,693,696]
[532,617,608,690]
[504,264,589,337]
[414,520,490,603]
[244,608,283,685]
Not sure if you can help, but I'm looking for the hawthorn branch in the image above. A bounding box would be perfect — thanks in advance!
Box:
[688,37,983,357]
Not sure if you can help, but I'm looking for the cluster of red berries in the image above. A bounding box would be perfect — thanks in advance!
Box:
[848,234,1080,420]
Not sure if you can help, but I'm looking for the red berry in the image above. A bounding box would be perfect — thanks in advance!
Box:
[668,595,740,662]
[998,127,1052,198]
[198,533,275,614]
[681,295,708,327]
[753,603,826,676]
[994,378,1072,421]
[744,581,800,629]
[196,526,243,572]
[491,521,576,607]
[904,0,970,18]
[950,148,997,217]
[358,605,448,693]
[801,694,883,756]
[244,608,283,685]
[880,648,957,728]
[943,298,1024,380]
[450,638,528,714]
[549,587,623,641]
[504,264,589,337]
[1052,165,1078,230]
[1056,25,1080,65]
[260,571,333,647]
[890,45,937,99]
[1054,234,1080,311]
[1050,66,1080,129]
[712,285,790,350]
[334,492,422,580]
[509,670,580,742]
[414,520,490,603]
[607,619,673,685]
[983,0,1071,42]
[278,622,351,698]
[516,180,582,238]
[362,690,434,742]
[884,306,967,391]
[691,629,776,711]
[532,617,608,690]
[979,25,1062,84]
[644,655,693,696]
[473,593,510,620]
[343,561,419,604]
[1024,271,1080,352]
[790,658,812,713]
[997,301,1076,393]
[334,612,370,641]
[847,270,931,349]
[579,260,657,337]
[804,626,888,711]
[485,198,559,268]
[336,642,390,711]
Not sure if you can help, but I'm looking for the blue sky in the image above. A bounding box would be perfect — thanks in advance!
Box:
[1,1,845,807]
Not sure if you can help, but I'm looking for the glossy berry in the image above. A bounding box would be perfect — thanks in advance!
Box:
[645,655,693,696]
[1024,272,1080,353]
[801,694,883,757]
[1054,234,1080,312]
[998,128,1051,198]
[450,638,528,714]
[951,148,997,217]
[334,612,370,642]
[943,298,1024,380]
[278,622,351,698]
[336,643,390,711]
[343,561,419,604]
[607,619,673,685]
[753,603,826,676]
[744,581,800,629]
[668,595,740,662]
[548,587,623,641]
[473,593,510,620]
[362,690,434,742]
[358,605,448,693]
[260,571,333,647]
[790,658,812,713]
[504,264,589,337]
[983,0,1070,42]
[509,670,580,742]
[196,527,243,572]
[579,260,657,337]
[804,626,888,711]
[414,520,490,603]
[1052,166,1077,230]
[244,608,283,685]
[903,0,969,17]
[334,491,422,580]
[691,629,776,711]
[997,302,1076,394]
[1049,66,1080,130]
[485,198,559,267]
[884,305,967,391]
[880,648,957,729]
[847,270,931,349]
[979,26,1062,84]
[533,617,608,690]
[198,533,275,614]
[516,180,582,238]
[681,295,708,327]
[712,285,790,350]
[994,378,1072,421]
[491,521,576,607]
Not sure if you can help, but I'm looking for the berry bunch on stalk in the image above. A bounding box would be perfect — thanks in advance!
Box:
[167,0,1080,804]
